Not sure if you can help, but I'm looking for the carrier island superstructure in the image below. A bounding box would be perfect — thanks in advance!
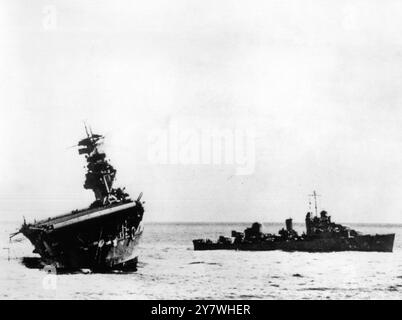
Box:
[14,126,145,271]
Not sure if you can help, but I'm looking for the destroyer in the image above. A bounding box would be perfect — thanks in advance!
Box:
[12,126,145,271]
[193,191,395,252]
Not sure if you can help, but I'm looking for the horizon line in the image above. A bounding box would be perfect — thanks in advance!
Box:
[143,220,402,226]
[2,219,402,226]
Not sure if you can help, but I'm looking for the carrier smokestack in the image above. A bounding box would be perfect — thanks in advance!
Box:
[285,218,293,231]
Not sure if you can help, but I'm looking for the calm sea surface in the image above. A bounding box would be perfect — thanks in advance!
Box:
[1,221,402,299]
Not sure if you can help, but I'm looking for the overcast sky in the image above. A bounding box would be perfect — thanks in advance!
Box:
[1,0,402,223]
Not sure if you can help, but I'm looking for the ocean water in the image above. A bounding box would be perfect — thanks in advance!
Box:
[1,221,402,300]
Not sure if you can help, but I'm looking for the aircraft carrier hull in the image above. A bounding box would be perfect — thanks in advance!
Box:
[20,201,144,271]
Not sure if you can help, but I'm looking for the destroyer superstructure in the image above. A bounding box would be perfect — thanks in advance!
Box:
[193,191,395,252]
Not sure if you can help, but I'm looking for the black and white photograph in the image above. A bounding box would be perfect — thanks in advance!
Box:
[1,0,402,302]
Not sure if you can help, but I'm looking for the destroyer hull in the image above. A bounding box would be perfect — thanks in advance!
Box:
[21,202,144,271]
[193,233,395,252]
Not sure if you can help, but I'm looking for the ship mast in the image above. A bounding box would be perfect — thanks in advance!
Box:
[77,124,131,207]
[77,125,118,206]
[84,122,90,138]
[308,190,321,217]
